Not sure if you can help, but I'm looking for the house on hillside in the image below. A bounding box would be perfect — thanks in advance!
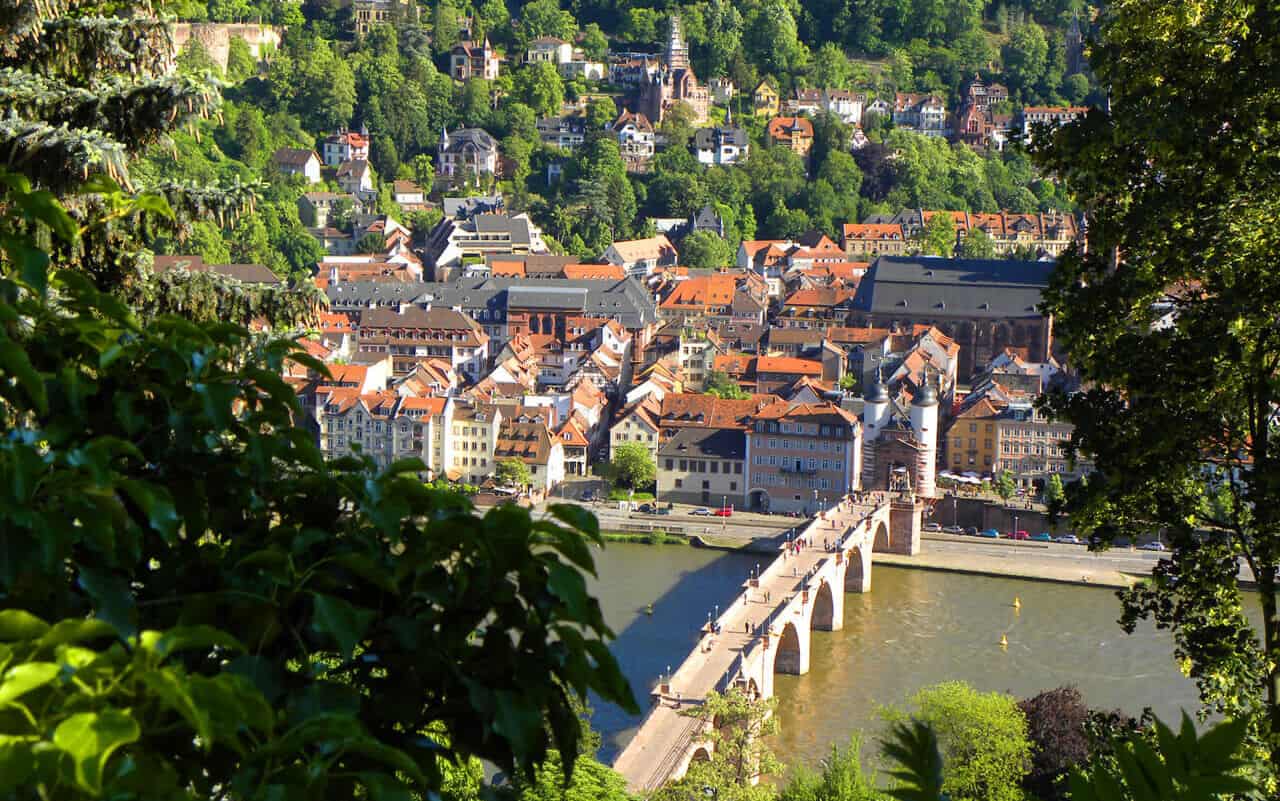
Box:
[753,78,780,116]
[322,128,369,167]
[450,37,500,81]
[438,128,500,183]
[336,159,373,195]
[272,148,321,183]
[603,234,678,277]
[694,124,749,166]
[612,111,656,173]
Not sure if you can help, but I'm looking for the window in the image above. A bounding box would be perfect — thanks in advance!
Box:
[702,480,710,489]
[969,423,977,433]
[665,459,674,469]
[735,463,743,474]
[730,481,737,491]
[710,462,719,473]
[679,459,688,471]
[675,478,683,488]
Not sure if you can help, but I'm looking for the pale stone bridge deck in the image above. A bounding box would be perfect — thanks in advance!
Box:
[612,494,923,794]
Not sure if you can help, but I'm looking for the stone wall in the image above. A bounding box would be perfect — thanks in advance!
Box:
[171,23,283,71]
[930,496,1068,535]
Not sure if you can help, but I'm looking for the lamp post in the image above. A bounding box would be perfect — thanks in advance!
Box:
[722,494,728,534]
[1013,512,1020,538]
[952,493,958,529]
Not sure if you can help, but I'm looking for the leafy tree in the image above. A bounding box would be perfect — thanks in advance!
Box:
[779,735,881,801]
[581,23,610,61]
[811,42,854,89]
[1002,24,1049,101]
[176,37,222,78]
[743,0,810,80]
[0,178,635,801]
[356,231,387,253]
[497,457,533,488]
[705,369,750,399]
[1018,686,1092,801]
[1063,73,1091,105]
[958,228,996,259]
[650,688,781,801]
[513,62,566,120]
[681,230,734,268]
[1032,0,1280,774]
[225,35,257,83]
[520,0,579,42]
[477,0,513,46]
[610,442,657,490]
[412,153,437,188]
[883,682,1031,801]
[1043,473,1065,508]
[880,714,1258,801]
[915,213,955,257]
[994,470,1016,503]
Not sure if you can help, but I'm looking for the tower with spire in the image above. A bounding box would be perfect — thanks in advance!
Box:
[665,13,689,72]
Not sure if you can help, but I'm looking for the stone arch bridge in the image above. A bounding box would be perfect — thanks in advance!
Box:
[612,494,923,794]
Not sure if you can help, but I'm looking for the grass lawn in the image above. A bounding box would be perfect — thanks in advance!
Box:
[607,488,655,502]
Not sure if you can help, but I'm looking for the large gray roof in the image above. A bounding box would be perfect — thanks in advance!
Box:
[853,256,1053,319]
[657,427,746,460]
[326,276,658,328]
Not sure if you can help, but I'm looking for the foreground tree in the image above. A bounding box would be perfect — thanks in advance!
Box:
[496,457,534,488]
[882,682,1031,801]
[1033,0,1280,774]
[1018,686,1092,801]
[610,442,657,491]
[651,689,781,801]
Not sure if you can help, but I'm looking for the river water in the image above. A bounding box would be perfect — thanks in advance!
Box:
[586,542,1208,769]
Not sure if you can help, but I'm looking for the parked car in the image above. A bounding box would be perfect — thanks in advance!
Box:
[963,527,980,536]
[1055,534,1082,545]
[712,507,733,517]
[978,528,1000,538]
[1139,541,1167,551]
[655,504,672,515]
[580,488,596,501]
[943,525,964,534]
[637,503,656,514]
[1008,530,1031,540]
[690,507,712,516]
[923,522,942,532]
[1030,532,1053,542]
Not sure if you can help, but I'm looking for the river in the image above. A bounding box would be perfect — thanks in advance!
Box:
[586,542,1208,770]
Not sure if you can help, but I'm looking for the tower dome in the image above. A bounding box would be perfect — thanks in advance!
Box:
[914,381,938,407]
[864,379,889,403]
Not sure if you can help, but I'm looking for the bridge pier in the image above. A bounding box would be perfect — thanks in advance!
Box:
[844,544,872,593]
[772,620,810,675]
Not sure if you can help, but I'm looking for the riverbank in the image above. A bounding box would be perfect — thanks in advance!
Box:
[600,529,1162,589]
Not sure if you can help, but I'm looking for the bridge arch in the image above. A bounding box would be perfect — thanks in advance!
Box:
[809,580,842,631]
[690,746,711,763]
[773,620,808,675]
[845,544,871,593]
[873,519,891,552]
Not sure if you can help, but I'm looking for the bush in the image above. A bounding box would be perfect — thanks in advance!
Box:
[883,682,1031,801]
[1018,686,1092,801]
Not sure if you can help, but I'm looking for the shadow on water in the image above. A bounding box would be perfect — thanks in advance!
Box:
[585,542,760,764]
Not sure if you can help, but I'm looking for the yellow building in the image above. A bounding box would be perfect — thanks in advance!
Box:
[753,78,780,117]
[946,396,1000,473]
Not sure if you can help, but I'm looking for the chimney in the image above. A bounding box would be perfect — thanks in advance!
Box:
[329,264,340,285]
[398,302,410,314]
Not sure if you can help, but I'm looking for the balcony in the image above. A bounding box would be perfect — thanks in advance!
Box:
[779,462,818,475]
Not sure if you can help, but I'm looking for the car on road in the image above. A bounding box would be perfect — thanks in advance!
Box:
[637,503,656,514]
[1139,541,1167,551]
[943,525,964,534]
[978,528,1001,538]
[1006,530,1030,540]
[963,526,980,536]
[655,504,672,515]
[1054,534,1082,545]
[923,522,942,532]
[1030,532,1053,542]
[690,507,713,516]
[712,507,733,517]
[580,488,596,501]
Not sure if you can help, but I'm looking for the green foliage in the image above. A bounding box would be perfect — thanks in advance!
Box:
[0,169,636,800]
[780,735,884,801]
[1068,714,1257,801]
[881,719,949,801]
[651,688,782,801]
[958,228,996,259]
[356,231,387,253]
[511,749,632,801]
[681,230,734,268]
[882,682,1031,801]
[914,213,955,257]
[520,0,579,43]
[994,470,1016,502]
[497,457,534,488]
[514,62,566,120]
[1044,473,1065,507]
[1031,0,1280,775]
[225,35,257,83]
[610,442,657,490]
[1002,24,1049,101]
[704,369,750,399]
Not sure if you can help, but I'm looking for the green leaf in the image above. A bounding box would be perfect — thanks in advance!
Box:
[547,503,601,542]
[151,626,245,660]
[547,562,590,621]
[0,663,60,707]
[37,619,116,650]
[310,593,375,659]
[141,668,212,747]
[52,710,141,794]
[0,737,35,794]
[118,480,180,541]
[358,772,414,801]
[77,567,136,639]
[0,610,49,641]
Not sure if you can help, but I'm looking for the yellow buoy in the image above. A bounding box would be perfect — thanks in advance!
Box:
[1013,596,1022,610]
[1000,633,1009,649]
[646,604,654,616]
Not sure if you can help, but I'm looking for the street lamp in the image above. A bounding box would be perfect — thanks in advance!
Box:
[1013,512,1020,537]
[953,493,958,528]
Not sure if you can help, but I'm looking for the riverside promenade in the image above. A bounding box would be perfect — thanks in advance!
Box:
[612,494,922,793]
